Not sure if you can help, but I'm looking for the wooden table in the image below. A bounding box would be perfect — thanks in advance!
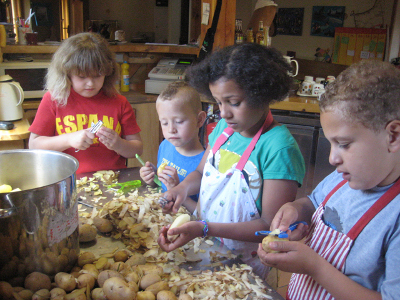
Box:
[77,168,284,300]
[0,118,30,150]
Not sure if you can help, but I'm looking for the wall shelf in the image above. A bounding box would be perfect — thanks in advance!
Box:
[2,43,200,55]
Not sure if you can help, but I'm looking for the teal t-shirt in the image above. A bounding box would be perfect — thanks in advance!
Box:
[208,119,305,213]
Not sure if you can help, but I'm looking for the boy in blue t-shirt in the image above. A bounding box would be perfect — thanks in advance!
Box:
[139,81,206,212]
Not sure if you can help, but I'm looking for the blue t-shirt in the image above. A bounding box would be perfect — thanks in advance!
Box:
[157,139,204,201]
[309,171,400,298]
[208,119,305,213]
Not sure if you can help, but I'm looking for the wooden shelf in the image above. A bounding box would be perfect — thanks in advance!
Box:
[2,43,200,55]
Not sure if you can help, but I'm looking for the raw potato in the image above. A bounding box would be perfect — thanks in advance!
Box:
[157,290,177,300]
[50,287,67,299]
[136,264,164,276]
[79,224,97,242]
[125,253,146,267]
[97,270,124,287]
[24,272,52,292]
[32,289,50,300]
[139,273,161,290]
[55,272,77,292]
[0,281,13,299]
[76,273,96,289]
[17,289,34,300]
[125,271,139,284]
[157,163,168,175]
[137,290,156,300]
[262,234,289,253]
[114,250,129,262]
[178,294,193,300]
[82,263,99,279]
[145,281,169,296]
[65,288,86,300]
[91,288,107,300]
[103,277,136,300]
[78,252,96,267]
[167,214,190,242]
[93,217,114,233]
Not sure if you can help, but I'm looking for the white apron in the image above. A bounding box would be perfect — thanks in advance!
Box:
[287,179,400,300]
[195,111,274,278]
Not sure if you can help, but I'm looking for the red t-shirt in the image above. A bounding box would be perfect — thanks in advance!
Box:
[29,89,141,174]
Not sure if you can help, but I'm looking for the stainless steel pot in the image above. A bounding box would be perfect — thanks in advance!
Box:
[0,149,79,282]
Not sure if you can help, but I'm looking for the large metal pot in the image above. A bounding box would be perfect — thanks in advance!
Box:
[0,149,79,282]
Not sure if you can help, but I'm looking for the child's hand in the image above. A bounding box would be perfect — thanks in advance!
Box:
[161,184,189,214]
[71,129,95,151]
[257,241,320,276]
[157,221,203,252]
[158,166,180,190]
[270,203,308,241]
[96,127,120,150]
[139,161,157,185]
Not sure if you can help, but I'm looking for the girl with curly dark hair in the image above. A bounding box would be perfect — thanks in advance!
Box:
[158,43,305,278]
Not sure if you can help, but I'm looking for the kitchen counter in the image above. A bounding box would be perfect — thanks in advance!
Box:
[77,167,284,300]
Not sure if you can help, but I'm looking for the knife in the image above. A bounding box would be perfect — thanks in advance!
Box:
[135,154,162,187]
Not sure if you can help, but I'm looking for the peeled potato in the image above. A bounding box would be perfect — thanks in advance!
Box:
[167,214,190,242]
[157,163,168,175]
[262,232,289,253]
[0,184,12,193]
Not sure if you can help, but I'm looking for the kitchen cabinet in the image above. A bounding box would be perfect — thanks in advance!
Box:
[127,102,160,168]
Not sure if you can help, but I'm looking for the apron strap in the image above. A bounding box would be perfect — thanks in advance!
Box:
[347,179,400,239]
[212,127,234,155]
[236,111,274,171]
[322,179,347,206]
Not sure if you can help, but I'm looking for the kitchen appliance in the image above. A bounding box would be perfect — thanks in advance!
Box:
[0,75,24,121]
[0,149,79,280]
[145,57,194,94]
[0,60,50,99]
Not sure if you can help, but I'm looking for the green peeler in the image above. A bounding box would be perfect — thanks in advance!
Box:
[135,154,162,187]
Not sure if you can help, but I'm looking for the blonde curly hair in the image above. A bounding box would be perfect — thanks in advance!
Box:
[45,32,119,106]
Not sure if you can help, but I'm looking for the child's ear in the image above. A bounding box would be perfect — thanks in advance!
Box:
[197,110,207,128]
[386,120,400,152]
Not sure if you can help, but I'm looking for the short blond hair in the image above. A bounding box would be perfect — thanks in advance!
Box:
[157,81,202,114]
[46,32,119,106]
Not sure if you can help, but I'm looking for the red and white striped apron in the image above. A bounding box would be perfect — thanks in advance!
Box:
[287,179,400,300]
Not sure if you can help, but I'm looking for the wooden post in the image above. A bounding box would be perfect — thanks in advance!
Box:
[199,0,235,55]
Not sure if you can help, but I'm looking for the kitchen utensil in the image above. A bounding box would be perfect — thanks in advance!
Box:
[106,179,141,193]
[75,120,104,152]
[283,56,299,77]
[255,221,308,238]
[0,149,79,280]
[135,154,162,186]
[0,75,24,121]
[0,121,14,130]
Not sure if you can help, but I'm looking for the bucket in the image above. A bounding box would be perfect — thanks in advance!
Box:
[0,149,79,282]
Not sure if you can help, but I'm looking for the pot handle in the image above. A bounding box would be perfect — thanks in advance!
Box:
[9,82,25,106]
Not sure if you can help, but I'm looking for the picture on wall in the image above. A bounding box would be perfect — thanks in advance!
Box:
[311,6,345,38]
[276,8,304,36]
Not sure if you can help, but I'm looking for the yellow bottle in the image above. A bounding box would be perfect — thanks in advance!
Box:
[120,61,130,92]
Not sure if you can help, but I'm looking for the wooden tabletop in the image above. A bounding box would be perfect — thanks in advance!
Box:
[0,118,30,141]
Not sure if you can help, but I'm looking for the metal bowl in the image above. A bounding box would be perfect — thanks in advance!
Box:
[0,149,80,281]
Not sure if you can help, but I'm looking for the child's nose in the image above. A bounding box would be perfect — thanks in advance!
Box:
[329,147,342,166]
[219,104,231,119]
[168,123,177,133]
